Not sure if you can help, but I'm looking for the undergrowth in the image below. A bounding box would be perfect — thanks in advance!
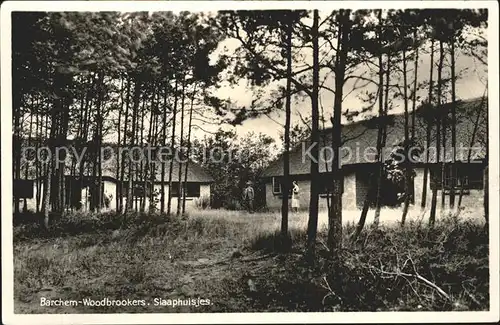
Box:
[12,210,489,312]
[247,215,489,311]
[13,210,241,242]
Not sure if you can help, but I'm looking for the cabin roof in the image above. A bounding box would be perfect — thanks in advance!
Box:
[20,159,214,183]
[262,96,488,177]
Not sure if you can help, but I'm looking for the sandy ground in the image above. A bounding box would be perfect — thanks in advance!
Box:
[194,206,485,233]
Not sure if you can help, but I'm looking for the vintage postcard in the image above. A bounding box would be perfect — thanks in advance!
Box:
[1,0,499,324]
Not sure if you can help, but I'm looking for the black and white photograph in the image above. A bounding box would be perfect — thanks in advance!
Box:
[1,1,499,323]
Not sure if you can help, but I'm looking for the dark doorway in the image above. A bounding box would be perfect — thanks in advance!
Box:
[88,182,105,211]
[355,165,413,209]
[355,167,378,209]
[65,177,84,209]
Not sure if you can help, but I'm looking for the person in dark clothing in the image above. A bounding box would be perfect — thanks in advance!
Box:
[242,181,255,213]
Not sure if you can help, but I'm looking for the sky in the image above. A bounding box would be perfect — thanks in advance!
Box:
[205,32,488,146]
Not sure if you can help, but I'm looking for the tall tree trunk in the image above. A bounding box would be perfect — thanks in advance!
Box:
[127,79,141,212]
[182,83,197,215]
[24,105,34,212]
[440,43,448,211]
[79,88,91,211]
[69,154,76,211]
[281,22,293,239]
[160,82,169,214]
[306,9,320,257]
[91,125,98,212]
[167,79,179,215]
[136,97,146,212]
[440,42,453,213]
[35,100,41,213]
[149,110,158,213]
[149,86,159,212]
[43,94,60,228]
[458,91,486,207]
[43,161,52,228]
[354,176,374,241]
[421,40,434,211]
[328,10,349,257]
[120,78,131,212]
[58,95,71,212]
[54,73,72,213]
[116,78,124,213]
[137,99,143,211]
[50,99,60,213]
[139,87,148,213]
[41,112,49,213]
[355,10,385,238]
[374,51,391,227]
[401,46,411,226]
[429,40,445,227]
[13,91,22,215]
[78,79,92,211]
[144,84,157,212]
[95,74,105,213]
[176,77,186,217]
[440,114,447,210]
[449,39,457,209]
[73,82,86,211]
[77,80,86,141]
[411,30,419,141]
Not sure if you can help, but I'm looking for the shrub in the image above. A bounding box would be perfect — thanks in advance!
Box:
[13,210,176,241]
[194,195,211,210]
[247,217,489,311]
[224,199,241,211]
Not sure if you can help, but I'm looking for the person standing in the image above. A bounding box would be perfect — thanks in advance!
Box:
[291,181,300,212]
[243,181,255,213]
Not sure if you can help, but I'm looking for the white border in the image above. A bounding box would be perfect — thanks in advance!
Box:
[1,1,499,324]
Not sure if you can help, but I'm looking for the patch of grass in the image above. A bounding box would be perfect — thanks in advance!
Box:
[250,228,305,253]
[13,209,489,313]
[13,210,256,313]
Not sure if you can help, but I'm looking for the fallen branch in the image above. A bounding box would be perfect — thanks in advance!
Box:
[318,238,330,252]
[412,273,450,300]
[407,254,451,301]
[369,265,451,301]
[320,276,341,306]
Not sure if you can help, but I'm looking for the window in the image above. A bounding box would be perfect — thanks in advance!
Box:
[170,182,201,198]
[443,164,469,194]
[121,181,152,198]
[119,182,128,197]
[319,174,344,196]
[271,177,295,197]
[185,183,201,197]
[443,164,456,188]
[272,177,282,194]
[464,164,485,189]
[135,182,152,198]
[132,185,145,197]
[443,165,470,188]
[273,175,344,197]
[13,180,34,199]
[431,163,484,192]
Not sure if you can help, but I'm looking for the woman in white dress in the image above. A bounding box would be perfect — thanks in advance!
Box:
[291,181,300,212]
